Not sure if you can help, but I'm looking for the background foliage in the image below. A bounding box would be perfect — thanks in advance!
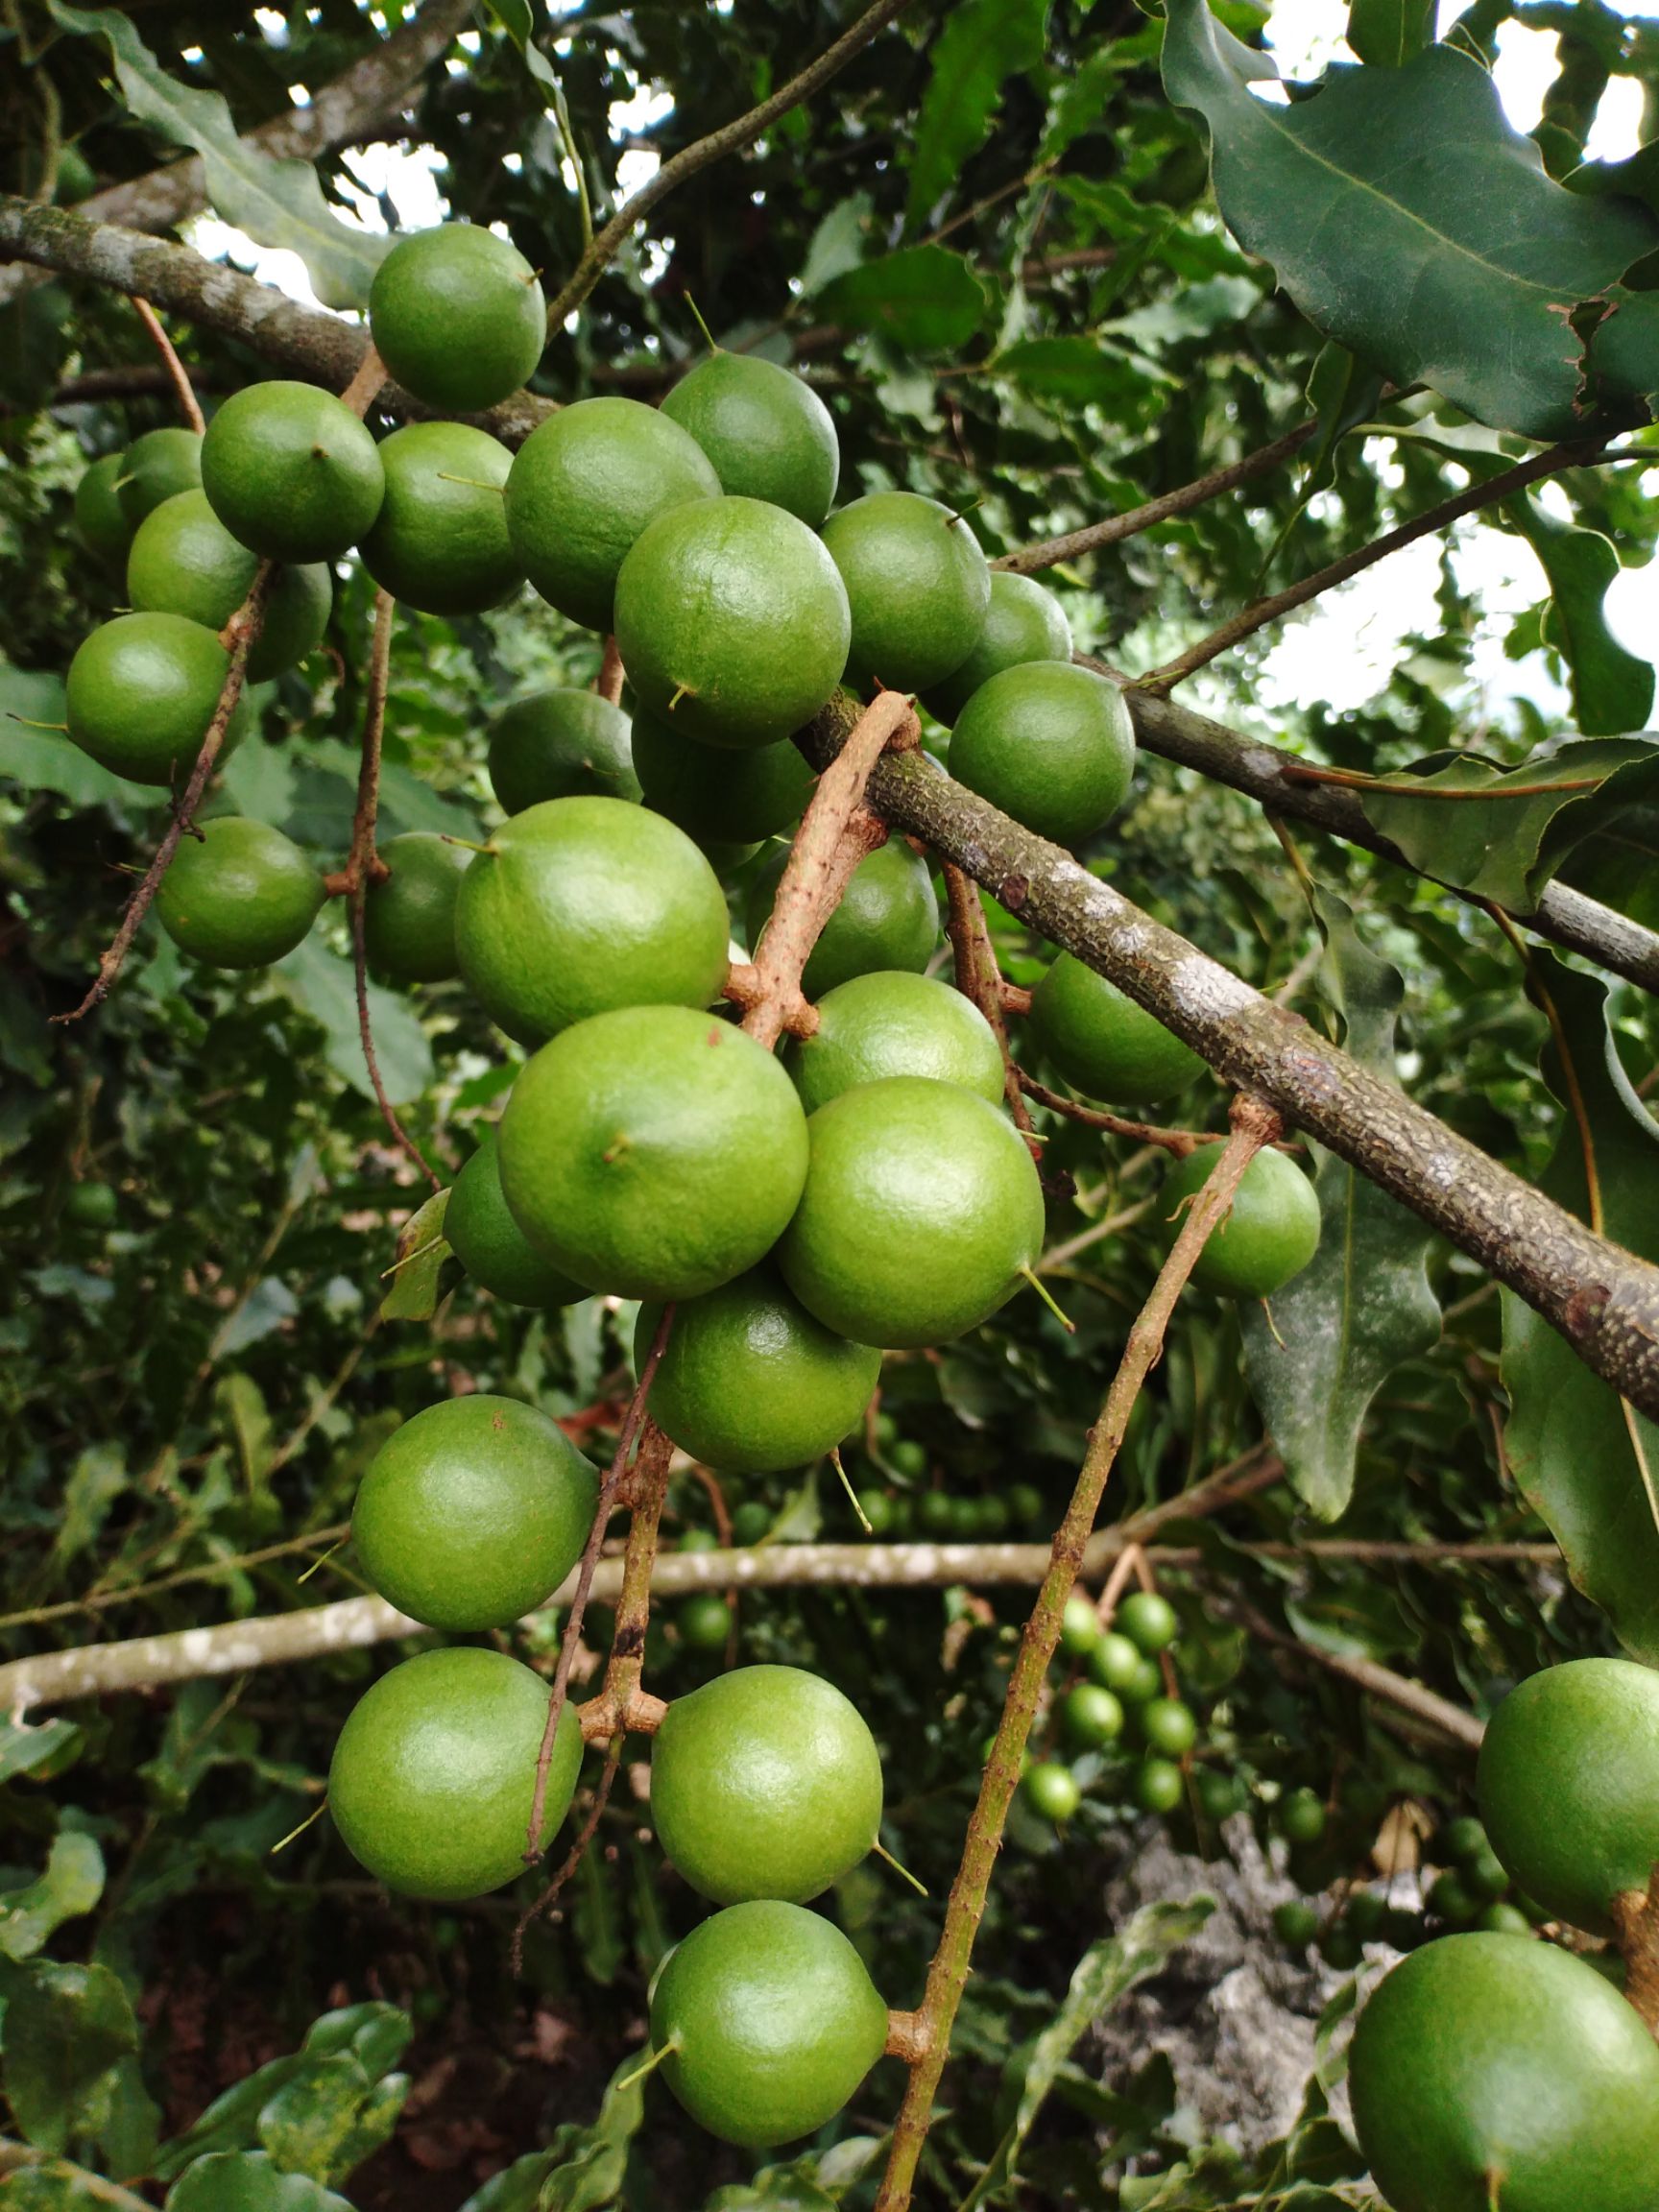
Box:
[2,0,1658,2204]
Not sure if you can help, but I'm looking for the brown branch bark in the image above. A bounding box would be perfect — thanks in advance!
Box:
[54,565,274,1023]
[798,699,1659,1423]
[541,0,920,330]
[941,861,1039,1153]
[993,420,1319,576]
[1612,1867,1659,2034]
[0,194,555,445]
[1116,673,1659,997]
[874,1096,1281,2212]
[0,0,475,305]
[596,637,624,706]
[1137,438,1607,693]
[132,297,204,432]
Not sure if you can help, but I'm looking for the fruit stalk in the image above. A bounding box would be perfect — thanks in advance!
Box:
[131,297,204,434]
[595,636,624,706]
[939,860,1039,1153]
[55,564,275,1025]
[1015,1069,1222,1158]
[873,1094,1281,2212]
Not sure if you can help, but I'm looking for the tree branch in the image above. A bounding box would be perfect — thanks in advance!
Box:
[1137,437,1607,694]
[1115,674,1659,997]
[132,297,204,433]
[992,420,1319,576]
[0,194,555,445]
[0,0,475,305]
[798,696,1659,1421]
[875,1095,1281,2212]
[541,0,920,330]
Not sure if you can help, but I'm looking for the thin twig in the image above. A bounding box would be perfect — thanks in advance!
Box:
[596,635,624,704]
[1015,1069,1214,1157]
[0,1526,350,1634]
[339,340,387,419]
[1281,761,1607,803]
[1139,437,1607,694]
[542,0,916,328]
[874,1094,1281,2212]
[132,296,204,433]
[347,591,439,1188]
[994,420,1319,576]
[1612,1868,1659,2036]
[941,860,1040,1155]
[55,566,275,1023]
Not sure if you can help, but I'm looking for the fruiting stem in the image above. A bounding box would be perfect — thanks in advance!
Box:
[56,564,276,1024]
[1019,1264,1075,1334]
[1014,1069,1216,1158]
[830,1449,873,1532]
[614,2037,679,2095]
[872,1094,1282,2212]
[1613,1870,1659,2035]
[883,2008,931,2063]
[940,862,1041,1159]
[595,636,624,706]
[132,296,204,433]
[873,1839,928,1897]
[295,1538,345,1586]
[269,1797,328,1855]
[339,339,387,420]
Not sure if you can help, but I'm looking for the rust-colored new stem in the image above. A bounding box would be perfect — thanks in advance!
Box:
[1613,1869,1659,2035]
[745,687,918,1047]
[596,636,625,705]
[873,1094,1281,2212]
[942,861,1038,1152]
[132,296,204,433]
[1016,1069,1215,1157]
[56,566,274,1023]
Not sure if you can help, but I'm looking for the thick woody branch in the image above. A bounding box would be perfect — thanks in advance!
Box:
[0,1528,1537,1718]
[0,195,554,445]
[541,0,919,330]
[1117,677,1659,997]
[798,700,1659,1423]
[0,0,475,305]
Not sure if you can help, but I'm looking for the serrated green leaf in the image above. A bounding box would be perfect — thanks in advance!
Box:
[903,0,1048,235]
[814,246,988,353]
[3,1960,139,2154]
[1161,1,1658,437]
[1360,736,1659,912]
[1506,495,1656,736]
[1241,894,1441,1518]
[0,1832,105,1962]
[1345,0,1434,66]
[1502,956,1659,1663]
[380,1186,450,1323]
[268,935,434,1107]
[47,3,388,309]
[164,2152,356,2212]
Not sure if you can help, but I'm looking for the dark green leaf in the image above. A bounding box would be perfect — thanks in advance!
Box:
[1361,737,1659,912]
[47,5,389,309]
[455,2054,646,2212]
[257,2054,408,2186]
[1502,957,1659,1663]
[164,2152,356,2212]
[1161,2,1658,436]
[1345,0,1433,66]
[1587,286,1659,414]
[0,662,126,809]
[1241,894,1441,1518]
[0,1719,84,1786]
[903,0,1048,235]
[483,0,562,100]
[994,335,1153,405]
[813,247,988,352]
[268,936,434,1107]
[1507,496,1654,735]
[3,1960,139,2154]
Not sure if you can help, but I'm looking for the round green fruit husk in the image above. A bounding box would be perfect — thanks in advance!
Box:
[777,1074,1046,1349]
[128,491,330,682]
[328,1646,581,1900]
[1349,1933,1659,2212]
[614,493,851,748]
[352,1393,598,1629]
[1028,953,1207,1106]
[155,815,324,969]
[65,612,238,786]
[749,837,939,998]
[497,1003,809,1301]
[630,704,813,844]
[649,1664,882,1903]
[453,795,730,1046]
[489,688,640,813]
[1477,1656,1659,1936]
[74,453,134,566]
[820,490,990,693]
[117,426,203,528]
[369,224,545,414]
[1161,1142,1321,1300]
[201,381,384,562]
[358,420,519,615]
[637,1262,880,1475]
[504,396,720,632]
[445,1127,587,1309]
[924,570,1072,725]
[650,1899,888,2149]
[787,969,1005,1114]
[949,661,1135,847]
[361,830,469,984]
[660,351,839,526]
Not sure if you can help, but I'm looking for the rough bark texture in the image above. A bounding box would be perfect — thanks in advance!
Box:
[0,0,475,304]
[1122,679,1659,995]
[797,700,1659,1423]
[0,196,555,444]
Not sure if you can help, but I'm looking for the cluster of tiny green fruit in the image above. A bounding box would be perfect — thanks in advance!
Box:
[58,222,1344,2157]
